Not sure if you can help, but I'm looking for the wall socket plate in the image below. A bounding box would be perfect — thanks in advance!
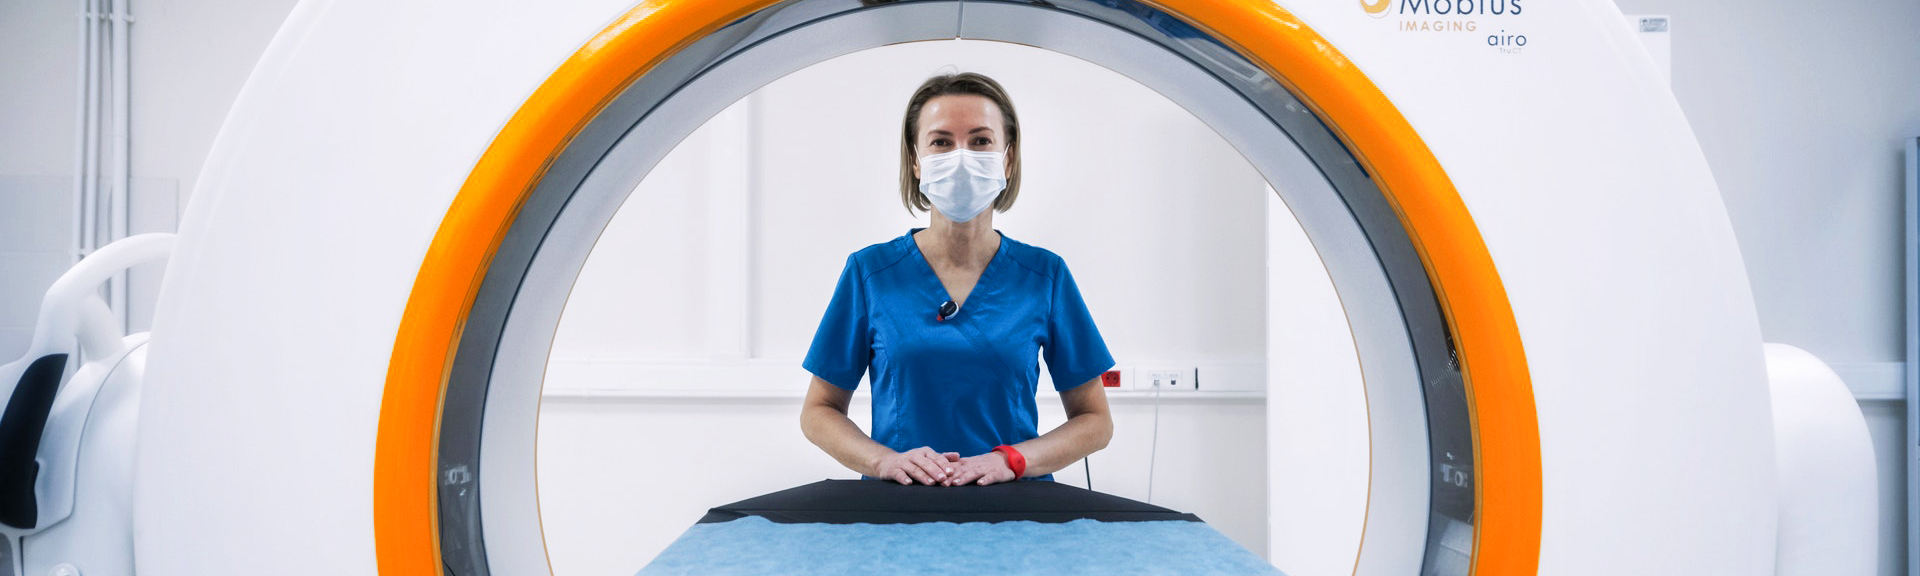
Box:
[1141,367,1197,392]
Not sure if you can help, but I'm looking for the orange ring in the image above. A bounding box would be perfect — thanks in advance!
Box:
[376,1,1540,574]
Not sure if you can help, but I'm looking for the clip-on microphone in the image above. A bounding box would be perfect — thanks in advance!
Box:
[937,300,958,322]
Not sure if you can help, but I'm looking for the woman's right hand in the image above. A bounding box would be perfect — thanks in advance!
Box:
[872,447,961,485]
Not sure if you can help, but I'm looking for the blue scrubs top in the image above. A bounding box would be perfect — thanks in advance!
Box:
[803,229,1115,481]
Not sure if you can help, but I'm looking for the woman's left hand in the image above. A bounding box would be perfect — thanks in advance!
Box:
[942,451,1017,486]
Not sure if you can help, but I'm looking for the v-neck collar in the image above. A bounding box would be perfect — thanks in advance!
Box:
[906,227,1006,309]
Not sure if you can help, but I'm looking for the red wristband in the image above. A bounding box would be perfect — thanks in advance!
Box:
[992,445,1026,479]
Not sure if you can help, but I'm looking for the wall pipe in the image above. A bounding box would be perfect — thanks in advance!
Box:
[70,0,93,266]
[107,0,132,332]
[76,0,103,266]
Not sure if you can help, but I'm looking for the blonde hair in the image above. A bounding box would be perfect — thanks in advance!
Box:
[899,72,1022,215]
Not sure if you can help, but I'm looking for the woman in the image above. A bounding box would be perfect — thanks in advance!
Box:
[799,72,1115,487]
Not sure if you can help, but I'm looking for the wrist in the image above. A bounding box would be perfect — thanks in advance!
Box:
[992,445,1027,478]
[864,448,895,477]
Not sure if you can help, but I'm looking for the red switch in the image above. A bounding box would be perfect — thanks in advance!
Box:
[1101,370,1122,387]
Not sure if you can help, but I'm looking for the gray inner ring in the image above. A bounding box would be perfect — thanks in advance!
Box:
[441,1,1476,574]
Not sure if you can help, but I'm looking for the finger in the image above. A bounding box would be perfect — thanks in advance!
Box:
[910,453,948,474]
[909,455,943,484]
[959,461,988,483]
[906,464,936,485]
[943,452,962,462]
[892,470,913,485]
[911,454,950,483]
[949,465,979,486]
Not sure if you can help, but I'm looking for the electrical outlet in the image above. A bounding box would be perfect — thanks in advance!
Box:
[1141,367,1196,392]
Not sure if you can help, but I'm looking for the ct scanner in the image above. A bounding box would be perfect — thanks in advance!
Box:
[0,0,1865,574]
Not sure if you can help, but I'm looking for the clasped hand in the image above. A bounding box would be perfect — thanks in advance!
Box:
[873,446,1017,486]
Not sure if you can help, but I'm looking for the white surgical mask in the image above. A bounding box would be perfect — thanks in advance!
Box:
[917,148,1006,223]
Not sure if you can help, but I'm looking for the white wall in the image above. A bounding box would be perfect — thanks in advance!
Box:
[1610,2,1920,574]
[0,0,298,356]
[0,1,84,358]
[539,39,1279,574]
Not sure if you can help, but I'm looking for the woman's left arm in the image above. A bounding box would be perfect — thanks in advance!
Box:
[945,377,1113,485]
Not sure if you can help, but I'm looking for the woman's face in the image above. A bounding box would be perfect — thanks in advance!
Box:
[913,94,1008,180]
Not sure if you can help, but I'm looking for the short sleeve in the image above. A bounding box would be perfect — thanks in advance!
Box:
[802,255,872,390]
[1043,263,1115,391]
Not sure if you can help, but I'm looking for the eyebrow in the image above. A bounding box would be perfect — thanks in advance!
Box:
[926,127,998,137]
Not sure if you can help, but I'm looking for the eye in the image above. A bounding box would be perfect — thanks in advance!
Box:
[929,138,952,147]
[971,137,992,147]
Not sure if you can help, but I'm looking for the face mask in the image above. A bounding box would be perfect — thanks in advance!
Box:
[917,148,1006,223]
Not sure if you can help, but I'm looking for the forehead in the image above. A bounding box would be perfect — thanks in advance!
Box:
[917,94,1003,133]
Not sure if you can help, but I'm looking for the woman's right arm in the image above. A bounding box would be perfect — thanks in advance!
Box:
[800,376,957,485]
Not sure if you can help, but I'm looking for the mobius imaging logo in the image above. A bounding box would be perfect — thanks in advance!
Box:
[1359,0,1531,54]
